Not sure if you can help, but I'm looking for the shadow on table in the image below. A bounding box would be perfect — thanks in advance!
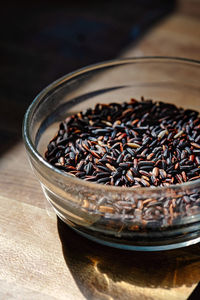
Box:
[0,0,175,158]
[57,217,200,300]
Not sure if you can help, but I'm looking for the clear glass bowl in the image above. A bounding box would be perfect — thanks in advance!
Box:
[23,57,200,251]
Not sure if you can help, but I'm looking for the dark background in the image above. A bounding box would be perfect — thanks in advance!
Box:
[0,0,175,154]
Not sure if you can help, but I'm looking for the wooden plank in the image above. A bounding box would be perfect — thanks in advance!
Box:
[123,14,200,60]
[0,194,85,300]
[0,143,46,209]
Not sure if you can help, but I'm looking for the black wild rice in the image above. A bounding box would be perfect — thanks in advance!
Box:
[45,98,200,188]
[45,98,200,227]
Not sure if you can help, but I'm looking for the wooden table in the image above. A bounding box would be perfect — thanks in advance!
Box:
[1,2,200,299]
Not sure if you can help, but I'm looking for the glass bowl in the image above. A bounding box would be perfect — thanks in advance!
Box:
[23,57,200,251]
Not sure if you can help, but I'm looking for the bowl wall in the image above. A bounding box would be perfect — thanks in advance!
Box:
[23,57,200,250]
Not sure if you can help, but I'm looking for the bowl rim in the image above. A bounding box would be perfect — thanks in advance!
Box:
[23,56,200,193]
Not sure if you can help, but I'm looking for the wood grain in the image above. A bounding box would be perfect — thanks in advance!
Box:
[1,5,200,300]
[0,192,84,300]
[123,14,200,60]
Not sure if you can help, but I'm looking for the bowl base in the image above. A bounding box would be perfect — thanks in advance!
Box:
[57,213,200,252]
